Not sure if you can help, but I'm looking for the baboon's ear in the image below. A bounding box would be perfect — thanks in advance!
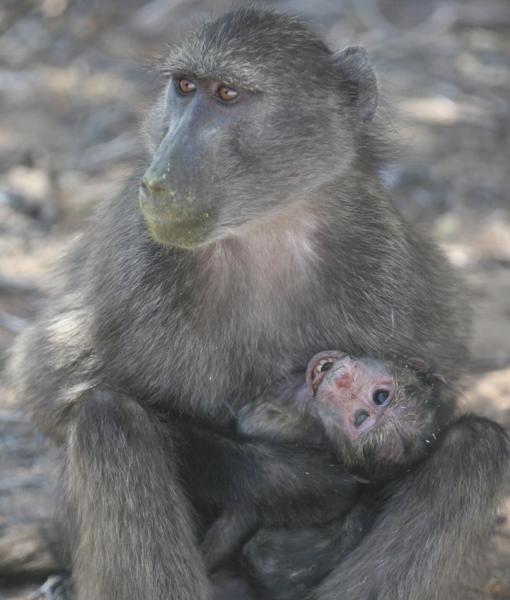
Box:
[333,46,378,122]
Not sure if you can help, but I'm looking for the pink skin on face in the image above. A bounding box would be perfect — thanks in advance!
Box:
[306,351,395,442]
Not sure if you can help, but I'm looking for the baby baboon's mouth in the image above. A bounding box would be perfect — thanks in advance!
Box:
[306,351,347,394]
[311,358,335,392]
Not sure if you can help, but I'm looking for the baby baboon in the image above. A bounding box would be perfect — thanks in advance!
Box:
[201,352,448,577]
[241,352,448,476]
[9,8,508,600]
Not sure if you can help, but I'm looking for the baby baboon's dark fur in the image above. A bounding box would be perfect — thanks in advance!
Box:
[9,8,508,600]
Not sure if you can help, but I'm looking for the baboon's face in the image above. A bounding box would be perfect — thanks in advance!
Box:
[138,11,365,249]
[307,352,446,480]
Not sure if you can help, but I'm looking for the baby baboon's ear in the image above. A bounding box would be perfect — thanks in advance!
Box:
[333,46,378,122]
[404,358,448,386]
[429,372,448,386]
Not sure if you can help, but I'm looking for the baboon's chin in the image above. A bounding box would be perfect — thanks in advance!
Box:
[144,219,213,249]
[139,204,214,249]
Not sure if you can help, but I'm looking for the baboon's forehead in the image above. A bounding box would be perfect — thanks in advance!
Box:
[163,9,333,91]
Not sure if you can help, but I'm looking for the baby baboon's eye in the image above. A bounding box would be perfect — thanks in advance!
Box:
[373,389,390,406]
[354,410,369,428]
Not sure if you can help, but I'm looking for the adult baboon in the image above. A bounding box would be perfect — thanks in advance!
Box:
[9,8,508,600]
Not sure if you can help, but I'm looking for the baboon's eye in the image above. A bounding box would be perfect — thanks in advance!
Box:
[373,389,390,406]
[177,78,196,94]
[217,85,240,102]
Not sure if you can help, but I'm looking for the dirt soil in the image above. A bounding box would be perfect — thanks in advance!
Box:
[0,1,509,598]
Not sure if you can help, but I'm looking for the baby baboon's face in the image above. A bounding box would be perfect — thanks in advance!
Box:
[307,352,445,479]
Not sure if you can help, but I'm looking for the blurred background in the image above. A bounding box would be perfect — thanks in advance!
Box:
[0,0,509,598]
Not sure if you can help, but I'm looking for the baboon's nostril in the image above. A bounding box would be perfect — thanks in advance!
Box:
[141,177,167,194]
